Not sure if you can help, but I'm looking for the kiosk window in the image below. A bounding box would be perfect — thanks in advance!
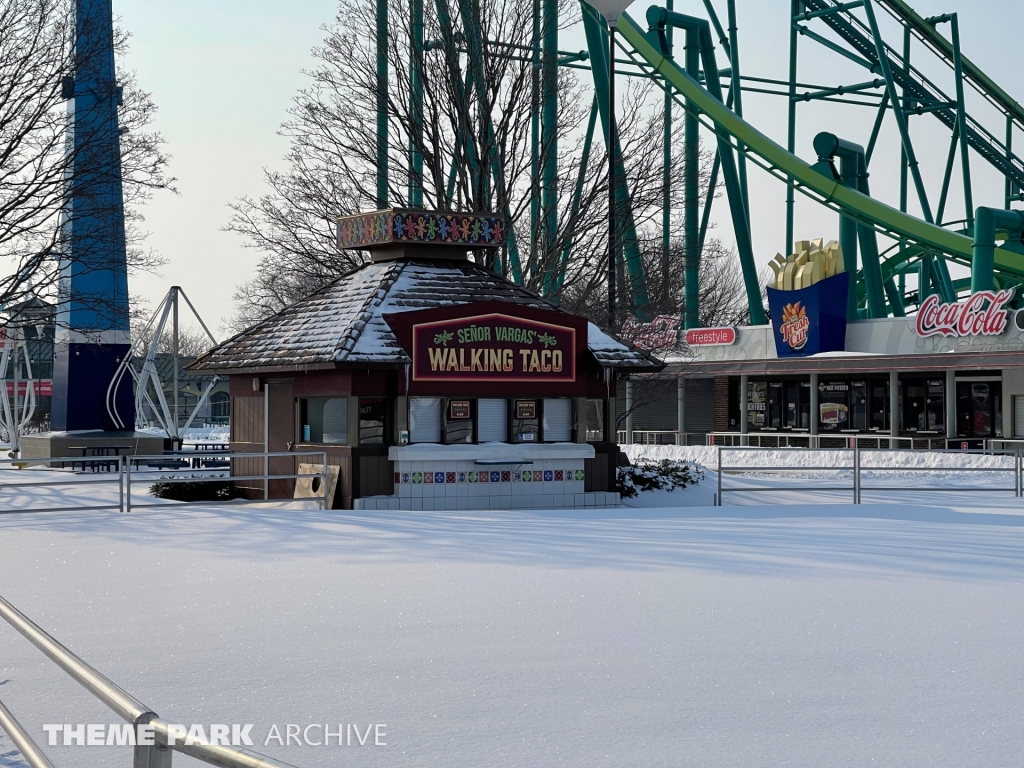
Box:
[445,399,474,444]
[478,398,508,442]
[409,397,441,443]
[359,398,386,443]
[543,398,572,442]
[300,397,348,444]
[585,399,604,441]
[512,400,539,442]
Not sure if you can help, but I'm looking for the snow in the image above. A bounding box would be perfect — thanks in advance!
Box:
[138,426,230,443]
[0,461,1021,768]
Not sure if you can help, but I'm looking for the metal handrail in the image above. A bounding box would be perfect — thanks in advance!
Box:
[0,697,56,768]
[0,451,331,514]
[714,446,1022,506]
[0,593,302,768]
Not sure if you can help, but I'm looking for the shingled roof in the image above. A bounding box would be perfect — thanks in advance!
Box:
[190,259,661,373]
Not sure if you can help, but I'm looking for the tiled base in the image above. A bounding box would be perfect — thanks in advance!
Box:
[356,457,617,510]
[354,491,620,511]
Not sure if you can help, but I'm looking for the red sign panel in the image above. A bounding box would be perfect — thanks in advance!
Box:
[684,326,737,346]
[620,315,681,350]
[411,313,576,382]
[3,380,52,396]
[915,289,1015,338]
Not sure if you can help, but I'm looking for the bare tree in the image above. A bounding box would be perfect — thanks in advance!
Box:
[0,0,173,329]
[226,0,740,335]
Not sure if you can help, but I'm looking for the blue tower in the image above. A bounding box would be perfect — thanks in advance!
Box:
[50,0,133,432]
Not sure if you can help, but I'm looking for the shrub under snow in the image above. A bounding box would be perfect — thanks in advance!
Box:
[616,458,704,498]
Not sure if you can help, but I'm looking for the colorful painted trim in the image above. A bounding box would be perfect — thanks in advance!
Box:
[395,467,580,484]
[336,209,506,250]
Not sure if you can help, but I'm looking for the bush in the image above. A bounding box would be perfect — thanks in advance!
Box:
[149,475,235,502]
[616,459,704,498]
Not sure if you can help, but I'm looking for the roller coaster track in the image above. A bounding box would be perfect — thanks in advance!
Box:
[616,11,1024,289]
[800,0,1024,192]
[877,0,1024,129]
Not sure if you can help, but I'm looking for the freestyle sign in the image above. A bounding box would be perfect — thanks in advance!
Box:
[915,289,1015,338]
[684,327,736,346]
[412,313,576,382]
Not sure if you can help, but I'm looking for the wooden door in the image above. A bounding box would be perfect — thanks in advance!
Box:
[266,381,296,498]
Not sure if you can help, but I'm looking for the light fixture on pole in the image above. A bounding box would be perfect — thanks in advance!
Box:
[584,0,634,330]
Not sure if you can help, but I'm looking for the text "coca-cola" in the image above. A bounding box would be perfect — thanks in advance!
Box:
[915,288,1015,338]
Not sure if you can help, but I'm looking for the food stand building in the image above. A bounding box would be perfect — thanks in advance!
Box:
[190,210,661,509]
[660,287,1024,449]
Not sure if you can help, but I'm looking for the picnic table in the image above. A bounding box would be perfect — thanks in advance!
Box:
[67,446,130,472]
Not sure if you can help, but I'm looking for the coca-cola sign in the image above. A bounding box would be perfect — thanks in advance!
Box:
[915,288,1015,338]
[684,327,736,346]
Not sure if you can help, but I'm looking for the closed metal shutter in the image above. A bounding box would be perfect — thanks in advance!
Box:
[1015,396,1024,438]
[322,397,348,443]
[410,397,441,443]
[478,398,508,442]
[685,379,715,433]
[543,398,572,442]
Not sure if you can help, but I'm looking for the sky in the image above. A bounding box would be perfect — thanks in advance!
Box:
[114,0,1024,335]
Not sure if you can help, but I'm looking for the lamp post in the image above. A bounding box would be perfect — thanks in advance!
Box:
[585,0,634,330]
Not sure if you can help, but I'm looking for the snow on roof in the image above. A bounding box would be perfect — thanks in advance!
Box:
[191,260,660,372]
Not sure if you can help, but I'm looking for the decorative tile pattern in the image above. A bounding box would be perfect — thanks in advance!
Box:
[490,471,500,483]
[458,472,466,483]
[435,472,445,484]
[501,470,511,482]
[468,471,478,482]
[446,472,456,484]
[533,471,543,482]
[479,470,489,483]
[543,470,553,481]
[336,210,507,251]
[554,470,564,481]
[412,472,422,484]
[423,472,433,484]
[402,472,411,483]
[575,469,585,481]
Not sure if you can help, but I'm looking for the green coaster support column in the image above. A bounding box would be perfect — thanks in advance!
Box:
[376,0,389,207]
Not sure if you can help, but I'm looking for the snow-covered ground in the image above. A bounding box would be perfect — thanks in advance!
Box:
[0,458,1021,768]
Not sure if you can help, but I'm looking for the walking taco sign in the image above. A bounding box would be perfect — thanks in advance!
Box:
[384,303,583,385]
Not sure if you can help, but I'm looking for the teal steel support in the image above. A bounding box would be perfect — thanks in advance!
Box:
[950,14,974,231]
[409,0,424,207]
[786,0,800,255]
[1006,115,1014,210]
[726,0,749,220]
[530,0,540,275]
[581,3,651,318]
[683,19,699,328]
[972,207,1024,293]
[553,97,599,296]
[376,0,388,207]
[863,0,933,224]
[813,132,890,318]
[864,90,888,165]
[696,149,720,258]
[455,0,523,281]
[646,7,764,325]
[935,123,959,226]
[541,0,559,282]
[661,0,673,309]
[918,255,932,302]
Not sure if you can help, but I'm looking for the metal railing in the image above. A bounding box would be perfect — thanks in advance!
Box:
[715,446,1022,506]
[708,432,954,450]
[0,451,330,514]
[616,430,708,445]
[0,593,303,768]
